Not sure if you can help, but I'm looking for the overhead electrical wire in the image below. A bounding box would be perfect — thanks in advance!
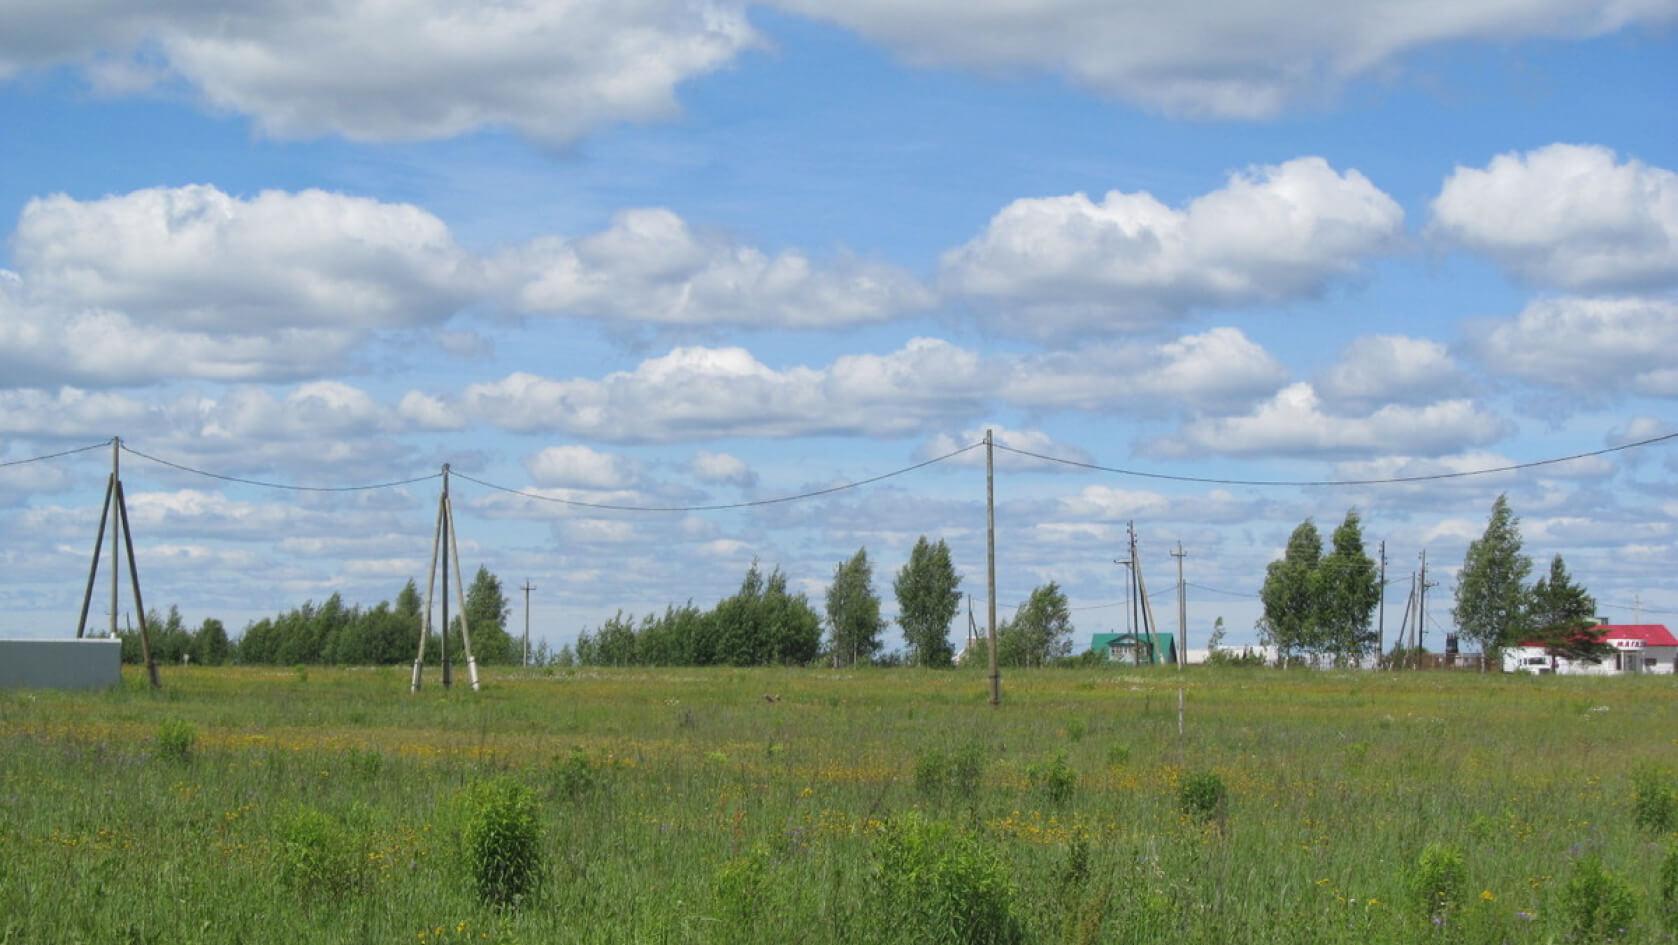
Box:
[992,430,1678,487]
[453,442,984,513]
[0,440,110,469]
[119,444,444,493]
[7,430,1671,515]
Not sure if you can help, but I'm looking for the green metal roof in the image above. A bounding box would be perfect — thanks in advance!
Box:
[1089,632,1177,664]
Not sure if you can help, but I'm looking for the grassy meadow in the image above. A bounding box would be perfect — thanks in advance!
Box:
[2,664,1676,944]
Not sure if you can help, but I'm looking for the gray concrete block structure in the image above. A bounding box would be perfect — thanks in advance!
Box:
[0,639,123,690]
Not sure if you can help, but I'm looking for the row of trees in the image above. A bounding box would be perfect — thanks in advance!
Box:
[1256,496,1605,668]
[120,567,518,666]
[574,562,823,667]
[574,537,1078,669]
[569,538,960,668]
[1257,510,1382,665]
[1454,494,1602,664]
[122,497,1584,672]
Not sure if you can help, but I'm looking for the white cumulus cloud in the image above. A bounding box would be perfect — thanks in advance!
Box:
[1149,382,1510,458]
[1472,296,1678,397]
[1431,143,1678,291]
[942,157,1402,335]
[0,0,759,145]
[691,451,757,488]
[1316,335,1470,409]
[764,0,1672,118]
[524,445,642,490]
[504,208,933,329]
[1001,327,1288,414]
[461,338,987,441]
[14,185,478,330]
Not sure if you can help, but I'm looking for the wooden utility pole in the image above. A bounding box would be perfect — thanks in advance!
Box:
[413,492,444,692]
[520,580,535,667]
[1171,541,1186,670]
[1417,549,1432,653]
[986,430,1000,707]
[109,436,119,640]
[75,437,158,687]
[441,466,452,689]
[1397,573,1415,670]
[1133,533,1159,662]
[1376,541,1386,667]
[411,464,480,692]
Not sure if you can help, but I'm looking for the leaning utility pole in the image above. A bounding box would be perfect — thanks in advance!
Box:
[75,437,158,687]
[1396,572,1416,670]
[986,429,1000,707]
[1134,539,1159,662]
[411,465,480,692]
[1171,541,1186,671]
[520,580,535,667]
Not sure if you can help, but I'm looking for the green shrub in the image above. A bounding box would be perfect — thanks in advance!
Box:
[950,741,986,797]
[1659,844,1678,935]
[1176,770,1227,823]
[277,805,364,896]
[459,777,545,908]
[1407,843,1466,922]
[713,845,772,927]
[345,746,383,780]
[1632,767,1677,834]
[155,718,195,764]
[1559,856,1639,942]
[871,813,1024,945]
[919,743,987,804]
[1064,719,1087,743]
[549,747,598,799]
[915,748,951,799]
[1026,754,1076,806]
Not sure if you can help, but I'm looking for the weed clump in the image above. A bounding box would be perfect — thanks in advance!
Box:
[1632,767,1676,834]
[1026,754,1076,806]
[1560,856,1639,942]
[1658,844,1678,935]
[1176,770,1227,824]
[713,845,772,928]
[277,805,365,896]
[155,718,195,764]
[871,812,1023,945]
[459,776,545,909]
[549,747,598,799]
[914,742,986,803]
[1408,842,1467,923]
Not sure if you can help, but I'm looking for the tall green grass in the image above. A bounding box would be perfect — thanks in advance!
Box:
[1,665,1674,943]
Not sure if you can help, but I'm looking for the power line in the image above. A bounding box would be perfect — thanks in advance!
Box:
[0,440,110,469]
[453,441,984,513]
[992,431,1678,487]
[1598,601,1675,618]
[1186,581,1259,599]
[119,444,444,492]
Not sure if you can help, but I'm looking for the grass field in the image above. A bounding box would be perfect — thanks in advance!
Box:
[2,665,1676,944]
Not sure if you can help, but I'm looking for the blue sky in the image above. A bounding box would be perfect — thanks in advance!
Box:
[2,1,1674,654]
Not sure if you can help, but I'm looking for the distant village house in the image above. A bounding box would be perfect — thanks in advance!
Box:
[1502,624,1678,676]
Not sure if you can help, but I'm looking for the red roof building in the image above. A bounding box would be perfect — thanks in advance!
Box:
[1595,624,1678,648]
[1503,623,1677,675]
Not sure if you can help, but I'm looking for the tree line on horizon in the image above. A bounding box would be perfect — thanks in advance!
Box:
[118,566,517,667]
[117,499,1601,672]
[1257,495,1603,668]
[569,535,1079,670]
